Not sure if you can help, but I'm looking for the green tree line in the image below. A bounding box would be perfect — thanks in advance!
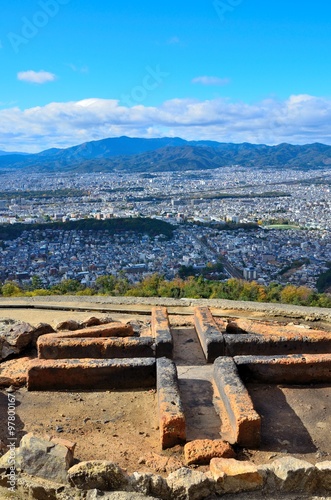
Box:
[0,217,174,241]
[1,274,331,308]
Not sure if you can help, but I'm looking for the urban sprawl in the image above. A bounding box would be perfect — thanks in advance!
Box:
[0,166,331,291]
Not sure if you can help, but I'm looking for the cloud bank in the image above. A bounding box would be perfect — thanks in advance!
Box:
[1,94,331,152]
[17,70,56,84]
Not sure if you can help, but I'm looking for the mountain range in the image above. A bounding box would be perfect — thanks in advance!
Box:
[1,136,331,173]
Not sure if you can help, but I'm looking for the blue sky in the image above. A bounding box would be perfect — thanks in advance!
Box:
[1,0,331,152]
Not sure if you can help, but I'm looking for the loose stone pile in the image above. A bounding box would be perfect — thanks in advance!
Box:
[1,435,331,499]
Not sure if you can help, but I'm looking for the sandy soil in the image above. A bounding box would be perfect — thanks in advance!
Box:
[0,386,186,476]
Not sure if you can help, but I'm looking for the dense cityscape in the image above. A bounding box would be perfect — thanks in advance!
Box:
[0,165,330,292]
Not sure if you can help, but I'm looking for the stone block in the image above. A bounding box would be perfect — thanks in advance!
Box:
[0,433,73,484]
[316,461,331,492]
[55,322,135,338]
[227,318,331,341]
[152,307,173,358]
[27,358,156,391]
[130,472,170,499]
[0,319,35,361]
[167,467,214,500]
[68,460,129,491]
[194,307,224,363]
[213,357,261,448]
[38,336,155,359]
[225,319,331,356]
[184,439,235,465]
[0,355,36,388]
[157,357,186,449]
[264,456,317,493]
[210,457,263,493]
[48,436,76,455]
[235,354,331,384]
[224,333,331,356]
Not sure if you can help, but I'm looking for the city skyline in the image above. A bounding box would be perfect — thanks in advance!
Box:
[1,1,331,152]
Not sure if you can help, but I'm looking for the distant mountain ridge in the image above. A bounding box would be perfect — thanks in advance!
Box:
[1,136,331,173]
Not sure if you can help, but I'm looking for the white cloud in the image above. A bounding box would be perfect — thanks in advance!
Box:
[17,70,56,84]
[1,95,331,152]
[192,76,230,86]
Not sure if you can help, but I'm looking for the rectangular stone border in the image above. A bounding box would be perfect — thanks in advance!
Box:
[213,357,261,448]
[152,307,173,358]
[194,307,225,363]
[27,358,156,391]
[157,357,186,449]
[52,323,135,338]
[234,353,331,384]
[224,333,331,356]
[38,336,155,360]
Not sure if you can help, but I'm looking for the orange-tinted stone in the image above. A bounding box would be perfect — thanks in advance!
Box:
[152,307,173,358]
[157,358,186,449]
[210,457,263,492]
[213,357,261,448]
[194,307,225,363]
[184,439,236,465]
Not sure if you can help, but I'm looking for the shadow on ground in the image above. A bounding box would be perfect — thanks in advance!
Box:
[247,383,317,454]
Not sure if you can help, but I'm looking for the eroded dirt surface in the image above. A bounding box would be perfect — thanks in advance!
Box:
[0,387,186,476]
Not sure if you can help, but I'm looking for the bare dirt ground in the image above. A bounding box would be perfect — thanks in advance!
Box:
[1,303,331,477]
[0,308,189,476]
[244,382,331,465]
[0,387,186,476]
